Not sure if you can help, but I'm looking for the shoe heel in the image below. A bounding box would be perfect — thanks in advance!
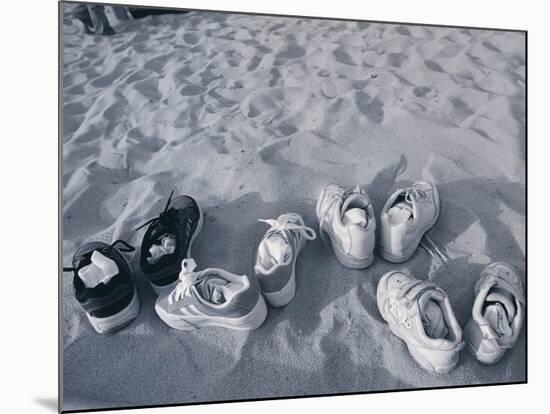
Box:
[262,272,296,307]
[86,290,140,334]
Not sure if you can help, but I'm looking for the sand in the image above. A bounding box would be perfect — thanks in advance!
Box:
[61,6,526,411]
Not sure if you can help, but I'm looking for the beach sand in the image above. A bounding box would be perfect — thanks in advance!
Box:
[62,6,526,411]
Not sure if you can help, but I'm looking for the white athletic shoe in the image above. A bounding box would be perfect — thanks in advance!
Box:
[155,259,267,331]
[380,181,440,263]
[377,271,464,373]
[464,262,525,364]
[254,213,316,307]
[316,184,376,269]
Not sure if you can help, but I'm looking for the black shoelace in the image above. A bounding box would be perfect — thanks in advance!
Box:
[62,240,135,272]
[134,191,179,233]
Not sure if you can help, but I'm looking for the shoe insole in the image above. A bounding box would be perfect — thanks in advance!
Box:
[341,194,369,228]
[421,299,449,339]
[78,250,119,288]
[147,233,176,264]
[483,289,516,337]
[343,208,368,227]
[484,304,513,337]
[388,198,413,226]
[258,235,290,269]
[486,289,516,320]
[197,276,244,305]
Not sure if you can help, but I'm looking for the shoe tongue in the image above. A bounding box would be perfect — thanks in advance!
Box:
[78,250,119,288]
[259,235,290,269]
[419,295,449,339]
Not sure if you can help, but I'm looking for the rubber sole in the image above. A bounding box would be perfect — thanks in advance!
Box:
[149,202,204,295]
[332,240,374,269]
[155,294,268,331]
[86,289,140,334]
[379,185,441,264]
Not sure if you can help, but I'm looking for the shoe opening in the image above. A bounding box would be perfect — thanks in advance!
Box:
[419,292,457,342]
[483,287,516,337]
[388,193,414,226]
[341,194,370,228]
[196,270,247,305]
[258,235,291,271]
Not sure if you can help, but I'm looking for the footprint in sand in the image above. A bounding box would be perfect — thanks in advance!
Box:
[103,99,129,122]
[183,33,199,45]
[396,26,412,36]
[144,55,170,73]
[413,86,433,98]
[258,140,297,168]
[247,55,263,72]
[333,48,357,66]
[241,87,308,120]
[180,83,204,96]
[134,78,162,101]
[424,60,445,73]
[91,65,127,88]
[354,91,385,124]
[388,53,407,68]
[482,41,502,53]
[274,44,305,66]
[64,101,88,117]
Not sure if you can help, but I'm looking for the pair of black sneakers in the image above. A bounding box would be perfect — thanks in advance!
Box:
[63,193,203,333]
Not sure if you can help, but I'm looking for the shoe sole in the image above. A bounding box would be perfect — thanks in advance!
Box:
[86,289,140,334]
[316,186,374,270]
[155,294,267,331]
[379,185,441,263]
[332,240,374,269]
[376,271,458,374]
[149,201,205,296]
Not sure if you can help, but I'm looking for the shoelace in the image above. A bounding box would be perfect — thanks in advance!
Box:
[62,240,135,272]
[317,186,364,243]
[169,258,200,305]
[404,186,427,204]
[259,213,317,250]
[134,191,178,232]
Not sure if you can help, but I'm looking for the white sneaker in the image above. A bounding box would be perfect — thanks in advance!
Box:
[380,181,440,263]
[254,213,316,307]
[464,262,525,364]
[377,271,464,373]
[316,184,376,269]
[155,259,267,331]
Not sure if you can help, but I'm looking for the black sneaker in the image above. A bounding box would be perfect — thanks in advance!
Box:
[63,240,140,334]
[136,192,203,295]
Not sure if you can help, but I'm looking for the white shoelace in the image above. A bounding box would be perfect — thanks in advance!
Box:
[169,258,200,305]
[258,213,316,264]
[404,187,427,204]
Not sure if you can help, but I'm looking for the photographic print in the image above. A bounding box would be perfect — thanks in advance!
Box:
[60,1,526,412]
